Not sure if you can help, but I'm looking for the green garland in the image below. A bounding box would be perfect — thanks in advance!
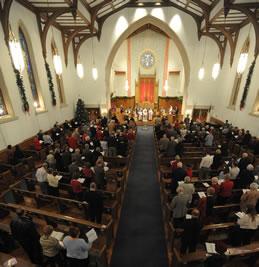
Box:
[45,61,56,106]
[240,56,257,110]
[14,69,29,112]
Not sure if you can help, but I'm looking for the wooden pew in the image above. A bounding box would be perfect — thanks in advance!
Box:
[5,183,116,226]
[0,202,110,266]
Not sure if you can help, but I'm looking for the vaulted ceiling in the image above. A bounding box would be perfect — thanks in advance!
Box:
[0,0,258,66]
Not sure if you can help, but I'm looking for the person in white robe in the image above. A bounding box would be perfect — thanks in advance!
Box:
[148,108,153,121]
[143,108,148,121]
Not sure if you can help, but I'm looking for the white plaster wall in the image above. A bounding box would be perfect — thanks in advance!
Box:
[210,25,259,136]
[0,2,80,149]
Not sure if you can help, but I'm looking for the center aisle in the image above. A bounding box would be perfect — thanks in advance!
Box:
[110,126,168,267]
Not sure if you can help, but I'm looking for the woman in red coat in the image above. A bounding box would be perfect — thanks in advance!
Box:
[33,136,42,151]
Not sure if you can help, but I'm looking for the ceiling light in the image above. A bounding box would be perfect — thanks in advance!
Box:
[137,2,144,6]
[53,53,63,75]
[198,67,205,80]
[212,63,220,80]
[237,52,248,75]
[155,2,161,6]
[77,62,84,79]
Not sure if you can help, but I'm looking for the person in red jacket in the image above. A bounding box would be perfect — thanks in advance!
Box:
[67,134,77,150]
[33,136,42,151]
[218,175,234,204]
[70,178,83,201]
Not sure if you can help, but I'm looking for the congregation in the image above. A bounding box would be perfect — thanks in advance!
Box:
[155,116,259,266]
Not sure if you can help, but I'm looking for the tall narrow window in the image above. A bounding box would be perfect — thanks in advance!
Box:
[18,27,43,109]
[0,69,14,119]
[51,41,66,105]
[229,38,250,108]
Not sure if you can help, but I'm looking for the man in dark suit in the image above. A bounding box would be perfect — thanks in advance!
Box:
[171,162,187,194]
[84,182,103,224]
[180,209,202,254]
[10,209,42,264]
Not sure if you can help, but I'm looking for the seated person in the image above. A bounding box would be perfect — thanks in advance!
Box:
[180,209,202,254]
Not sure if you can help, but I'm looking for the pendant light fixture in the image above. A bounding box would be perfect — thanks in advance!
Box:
[212,62,220,80]
[91,37,98,80]
[237,28,250,75]
[77,62,84,79]
[9,27,24,73]
[48,0,63,75]
[198,37,207,80]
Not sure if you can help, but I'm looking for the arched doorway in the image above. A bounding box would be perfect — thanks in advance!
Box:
[105,15,190,113]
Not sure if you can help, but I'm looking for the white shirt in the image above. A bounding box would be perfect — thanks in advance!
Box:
[36,167,47,183]
[200,155,213,168]
[229,166,240,179]
[238,214,259,230]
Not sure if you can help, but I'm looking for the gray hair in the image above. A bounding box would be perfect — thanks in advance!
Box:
[247,164,254,171]
[176,186,184,194]
[250,182,258,190]
[184,176,191,183]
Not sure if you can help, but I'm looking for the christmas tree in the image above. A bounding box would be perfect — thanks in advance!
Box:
[75,98,88,123]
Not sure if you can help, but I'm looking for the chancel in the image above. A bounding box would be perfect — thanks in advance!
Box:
[0,1,259,267]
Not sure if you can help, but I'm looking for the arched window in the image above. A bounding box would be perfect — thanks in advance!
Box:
[51,41,66,105]
[0,69,14,119]
[229,38,250,109]
[18,27,43,109]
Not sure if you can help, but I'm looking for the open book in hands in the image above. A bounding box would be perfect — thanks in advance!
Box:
[85,228,98,243]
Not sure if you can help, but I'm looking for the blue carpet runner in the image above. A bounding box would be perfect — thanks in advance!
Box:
[110,126,168,267]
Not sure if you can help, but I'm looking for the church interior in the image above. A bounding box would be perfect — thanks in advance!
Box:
[0,0,259,266]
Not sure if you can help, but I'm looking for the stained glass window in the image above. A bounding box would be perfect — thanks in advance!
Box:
[18,28,40,106]
[0,91,7,116]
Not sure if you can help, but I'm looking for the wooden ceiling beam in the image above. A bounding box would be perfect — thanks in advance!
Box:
[200,31,226,67]
[0,0,14,45]
[36,7,75,58]
[227,3,259,57]
[73,33,94,65]
[62,26,87,65]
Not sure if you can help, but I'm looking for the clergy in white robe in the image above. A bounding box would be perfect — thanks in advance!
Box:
[148,109,153,121]
[143,108,148,121]
[138,109,143,121]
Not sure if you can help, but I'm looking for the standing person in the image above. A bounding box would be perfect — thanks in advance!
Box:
[199,152,213,179]
[171,162,187,194]
[181,176,195,204]
[218,175,234,204]
[36,163,48,194]
[40,225,62,267]
[170,187,189,228]
[47,170,60,197]
[204,131,214,147]
[10,209,42,265]
[63,226,92,267]
[180,209,202,254]
[84,182,103,223]
[237,205,258,245]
